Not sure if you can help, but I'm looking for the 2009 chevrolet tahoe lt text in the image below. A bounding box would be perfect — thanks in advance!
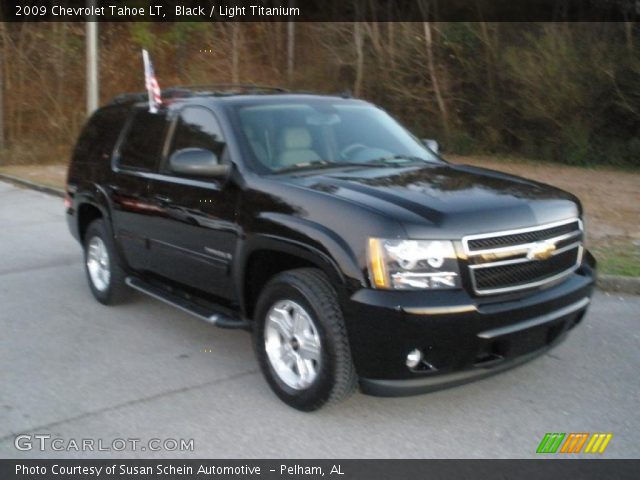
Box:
[66,86,595,411]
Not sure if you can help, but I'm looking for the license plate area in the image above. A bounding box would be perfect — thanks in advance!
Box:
[507,325,549,357]
[476,317,571,364]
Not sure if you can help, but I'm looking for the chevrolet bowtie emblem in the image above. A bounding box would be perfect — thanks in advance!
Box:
[527,241,556,261]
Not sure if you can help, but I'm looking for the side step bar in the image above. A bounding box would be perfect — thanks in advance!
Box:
[125,276,251,330]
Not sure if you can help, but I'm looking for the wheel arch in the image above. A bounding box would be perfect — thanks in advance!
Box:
[236,236,352,320]
[75,184,114,243]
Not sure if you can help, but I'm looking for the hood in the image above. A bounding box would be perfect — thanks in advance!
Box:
[283,162,581,238]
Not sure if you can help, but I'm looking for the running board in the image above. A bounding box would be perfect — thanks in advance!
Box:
[125,276,251,330]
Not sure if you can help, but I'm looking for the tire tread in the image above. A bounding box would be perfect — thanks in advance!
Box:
[254,267,357,410]
[285,268,357,407]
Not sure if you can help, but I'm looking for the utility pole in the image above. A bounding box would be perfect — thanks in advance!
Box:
[0,31,4,151]
[0,22,6,151]
[286,0,296,83]
[86,0,99,115]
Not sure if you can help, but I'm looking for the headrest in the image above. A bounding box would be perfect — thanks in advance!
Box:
[282,127,312,150]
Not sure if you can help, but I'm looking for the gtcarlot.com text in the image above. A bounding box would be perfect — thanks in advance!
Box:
[14,434,194,452]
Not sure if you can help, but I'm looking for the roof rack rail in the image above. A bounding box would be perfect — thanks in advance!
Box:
[108,84,289,106]
[173,83,289,93]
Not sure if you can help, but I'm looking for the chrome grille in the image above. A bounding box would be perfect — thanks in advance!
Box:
[463,218,583,295]
[466,220,581,251]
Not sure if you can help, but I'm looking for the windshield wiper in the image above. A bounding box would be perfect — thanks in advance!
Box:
[275,160,373,174]
[362,155,430,166]
[274,155,430,174]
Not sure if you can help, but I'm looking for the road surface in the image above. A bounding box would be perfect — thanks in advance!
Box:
[1,181,638,458]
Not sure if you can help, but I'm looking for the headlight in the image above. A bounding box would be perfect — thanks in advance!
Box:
[368,238,461,289]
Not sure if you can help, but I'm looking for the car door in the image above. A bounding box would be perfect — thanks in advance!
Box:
[145,105,239,300]
[110,108,168,272]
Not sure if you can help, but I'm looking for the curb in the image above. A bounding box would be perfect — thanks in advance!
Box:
[0,172,64,198]
[1,173,639,295]
[597,274,640,296]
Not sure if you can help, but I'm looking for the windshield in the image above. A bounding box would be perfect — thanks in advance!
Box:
[234,102,442,173]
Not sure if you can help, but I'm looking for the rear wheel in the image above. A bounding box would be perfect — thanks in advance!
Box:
[83,219,129,305]
[253,268,357,411]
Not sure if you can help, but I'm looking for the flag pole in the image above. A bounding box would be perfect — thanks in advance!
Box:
[142,49,154,113]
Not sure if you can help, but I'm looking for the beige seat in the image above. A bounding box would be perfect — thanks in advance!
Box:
[277,127,321,167]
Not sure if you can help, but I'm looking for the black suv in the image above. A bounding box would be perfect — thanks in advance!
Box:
[66,86,595,411]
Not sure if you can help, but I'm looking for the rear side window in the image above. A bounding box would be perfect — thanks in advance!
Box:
[169,106,226,160]
[118,109,168,171]
[72,105,128,164]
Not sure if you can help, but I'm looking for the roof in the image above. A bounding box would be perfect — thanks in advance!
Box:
[108,84,354,107]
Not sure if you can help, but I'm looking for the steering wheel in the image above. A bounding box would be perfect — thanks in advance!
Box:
[340,143,369,160]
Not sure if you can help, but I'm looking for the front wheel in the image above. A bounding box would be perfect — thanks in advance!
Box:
[253,268,357,411]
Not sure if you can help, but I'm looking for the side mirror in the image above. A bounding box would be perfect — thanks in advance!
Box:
[422,138,440,154]
[169,148,230,178]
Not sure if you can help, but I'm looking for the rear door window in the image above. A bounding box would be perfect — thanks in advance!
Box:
[72,105,129,164]
[118,109,168,172]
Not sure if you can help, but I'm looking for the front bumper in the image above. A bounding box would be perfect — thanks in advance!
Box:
[343,255,595,396]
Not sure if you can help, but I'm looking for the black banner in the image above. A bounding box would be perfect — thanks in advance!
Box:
[1,460,639,480]
[2,0,639,22]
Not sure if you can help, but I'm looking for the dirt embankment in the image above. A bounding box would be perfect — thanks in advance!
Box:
[448,155,640,246]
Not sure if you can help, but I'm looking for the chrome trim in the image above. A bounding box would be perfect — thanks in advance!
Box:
[462,218,583,254]
[478,297,590,339]
[86,236,110,292]
[462,218,584,296]
[264,299,322,390]
[470,230,582,260]
[469,242,582,270]
[402,304,478,315]
[470,246,583,296]
[391,271,458,277]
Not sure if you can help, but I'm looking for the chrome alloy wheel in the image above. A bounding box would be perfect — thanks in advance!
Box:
[264,300,322,390]
[86,237,111,292]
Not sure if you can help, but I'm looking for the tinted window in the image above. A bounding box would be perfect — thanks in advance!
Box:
[119,109,168,171]
[170,107,225,161]
[72,105,128,164]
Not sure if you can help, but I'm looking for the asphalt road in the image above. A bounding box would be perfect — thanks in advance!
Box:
[1,180,639,459]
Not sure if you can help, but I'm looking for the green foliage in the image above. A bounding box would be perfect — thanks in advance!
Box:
[446,132,477,155]
[592,241,640,277]
[129,23,155,49]
[436,23,640,167]
[165,22,207,44]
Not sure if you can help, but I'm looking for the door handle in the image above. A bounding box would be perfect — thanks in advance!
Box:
[154,195,171,205]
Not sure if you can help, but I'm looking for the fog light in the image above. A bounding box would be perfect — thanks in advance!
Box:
[406,349,423,369]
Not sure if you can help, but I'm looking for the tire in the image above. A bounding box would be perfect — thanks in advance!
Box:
[83,218,129,305]
[253,268,357,411]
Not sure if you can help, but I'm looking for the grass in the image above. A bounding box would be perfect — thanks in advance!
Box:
[590,240,640,278]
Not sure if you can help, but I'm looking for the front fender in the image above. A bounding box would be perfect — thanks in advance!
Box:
[233,213,366,313]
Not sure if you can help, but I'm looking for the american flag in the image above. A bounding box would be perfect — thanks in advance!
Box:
[142,49,162,113]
